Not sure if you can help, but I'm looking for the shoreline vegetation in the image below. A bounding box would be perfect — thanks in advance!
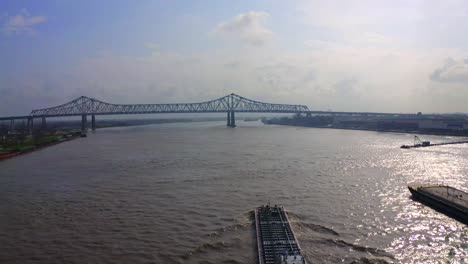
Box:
[0,131,82,161]
[0,118,227,161]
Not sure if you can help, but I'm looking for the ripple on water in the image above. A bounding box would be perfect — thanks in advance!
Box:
[0,124,467,263]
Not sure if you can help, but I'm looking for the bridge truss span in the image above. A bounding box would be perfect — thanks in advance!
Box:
[30,93,309,117]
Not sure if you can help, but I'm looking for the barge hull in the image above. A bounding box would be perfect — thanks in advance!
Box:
[408,185,468,225]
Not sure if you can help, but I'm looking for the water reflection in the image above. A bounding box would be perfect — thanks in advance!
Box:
[0,123,466,263]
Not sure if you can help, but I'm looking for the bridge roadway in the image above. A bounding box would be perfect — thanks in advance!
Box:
[0,93,417,132]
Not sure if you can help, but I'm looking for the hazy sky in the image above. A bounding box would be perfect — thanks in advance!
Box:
[1,0,468,115]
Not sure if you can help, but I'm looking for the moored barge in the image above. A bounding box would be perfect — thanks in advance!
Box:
[408,185,468,225]
[255,205,306,264]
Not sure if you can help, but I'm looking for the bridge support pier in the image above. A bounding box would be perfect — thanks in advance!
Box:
[9,120,14,133]
[27,118,34,134]
[81,114,87,134]
[91,114,96,131]
[231,111,236,127]
[227,111,236,127]
[41,116,46,130]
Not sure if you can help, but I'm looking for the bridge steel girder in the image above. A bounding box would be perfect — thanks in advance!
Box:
[0,93,424,123]
[29,93,310,118]
[0,115,31,121]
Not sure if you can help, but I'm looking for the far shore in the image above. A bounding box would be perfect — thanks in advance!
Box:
[262,116,468,138]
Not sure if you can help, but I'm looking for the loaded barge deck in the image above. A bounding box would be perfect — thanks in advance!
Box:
[255,205,306,264]
[408,185,468,225]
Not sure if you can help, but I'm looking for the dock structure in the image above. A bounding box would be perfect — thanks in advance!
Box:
[401,136,468,149]
[408,185,468,224]
[401,140,468,149]
[255,205,306,264]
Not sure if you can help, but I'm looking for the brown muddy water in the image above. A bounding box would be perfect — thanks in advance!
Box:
[0,121,467,263]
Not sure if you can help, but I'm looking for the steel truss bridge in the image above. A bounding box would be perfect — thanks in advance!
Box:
[1,93,310,131]
[31,93,309,116]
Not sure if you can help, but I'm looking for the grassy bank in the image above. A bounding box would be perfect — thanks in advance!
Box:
[0,131,81,160]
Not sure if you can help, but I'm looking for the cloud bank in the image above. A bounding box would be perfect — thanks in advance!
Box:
[214,11,273,46]
[430,58,468,83]
[2,4,468,115]
[2,9,46,35]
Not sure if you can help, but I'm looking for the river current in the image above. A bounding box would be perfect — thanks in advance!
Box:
[0,121,467,263]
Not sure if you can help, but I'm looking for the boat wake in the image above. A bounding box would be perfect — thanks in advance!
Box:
[179,209,394,264]
[179,210,255,264]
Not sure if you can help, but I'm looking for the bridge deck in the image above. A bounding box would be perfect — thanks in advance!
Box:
[0,116,31,121]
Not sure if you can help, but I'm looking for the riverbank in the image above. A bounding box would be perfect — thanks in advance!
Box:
[263,116,468,138]
[0,132,81,161]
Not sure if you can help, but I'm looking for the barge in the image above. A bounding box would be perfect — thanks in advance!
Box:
[408,185,468,225]
[255,205,306,264]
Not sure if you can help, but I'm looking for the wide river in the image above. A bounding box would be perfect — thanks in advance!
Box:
[1,121,467,263]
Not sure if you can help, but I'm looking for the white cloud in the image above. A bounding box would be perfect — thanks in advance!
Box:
[4,2,468,115]
[430,57,468,83]
[298,0,467,29]
[304,39,339,49]
[3,38,466,115]
[296,0,468,50]
[214,11,273,46]
[35,46,448,110]
[2,41,468,116]
[2,9,47,35]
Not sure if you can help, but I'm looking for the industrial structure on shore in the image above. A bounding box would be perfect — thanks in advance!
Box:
[264,113,468,137]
